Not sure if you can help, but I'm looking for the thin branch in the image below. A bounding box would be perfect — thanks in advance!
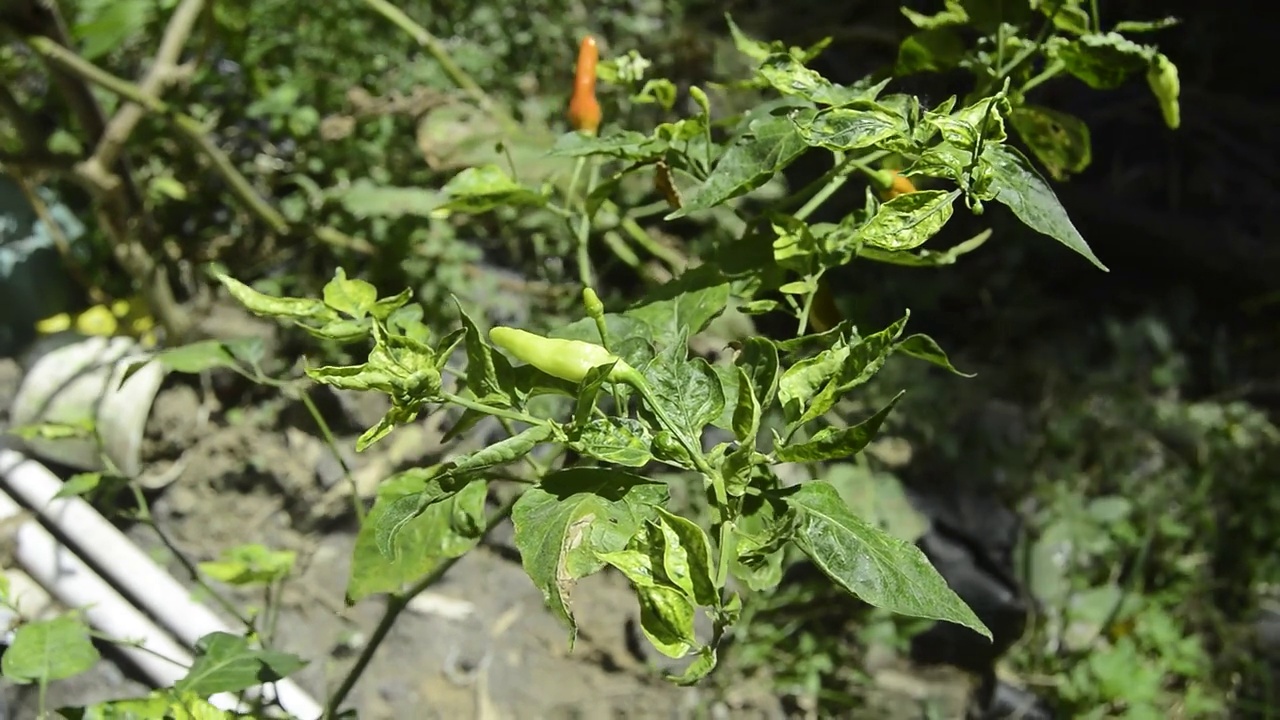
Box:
[79,0,205,189]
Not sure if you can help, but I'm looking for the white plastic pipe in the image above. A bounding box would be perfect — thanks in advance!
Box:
[0,486,239,711]
[0,448,322,719]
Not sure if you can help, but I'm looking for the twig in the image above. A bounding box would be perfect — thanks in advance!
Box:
[9,172,107,305]
[77,0,206,191]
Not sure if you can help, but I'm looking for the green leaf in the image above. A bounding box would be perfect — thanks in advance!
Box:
[347,477,488,602]
[437,164,547,213]
[642,343,725,449]
[756,54,873,106]
[652,509,718,607]
[572,363,615,428]
[896,333,974,376]
[334,179,446,219]
[785,482,990,637]
[175,632,305,696]
[2,616,99,684]
[455,300,513,404]
[54,472,104,499]
[511,468,666,646]
[856,228,992,267]
[982,144,1107,271]
[199,544,296,587]
[858,190,958,252]
[731,366,761,445]
[1146,53,1180,130]
[73,0,153,60]
[1049,33,1153,89]
[777,391,903,462]
[897,28,966,74]
[146,338,263,376]
[598,546,699,658]
[1008,105,1092,181]
[668,115,808,217]
[322,268,378,320]
[571,417,654,468]
[778,314,909,428]
[793,105,904,152]
[216,273,330,321]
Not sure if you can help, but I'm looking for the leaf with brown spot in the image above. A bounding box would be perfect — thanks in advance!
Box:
[511,468,666,647]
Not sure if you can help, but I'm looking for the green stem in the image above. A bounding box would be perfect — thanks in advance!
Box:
[322,492,522,718]
[574,158,601,289]
[359,0,520,136]
[794,150,889,221]
[630,379,734,587]
[299,390,364,524]
[128,484,255,633]
[440,391,547,427]
[1021,60,1065,94]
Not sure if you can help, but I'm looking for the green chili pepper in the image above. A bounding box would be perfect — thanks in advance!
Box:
[489,326,641,385]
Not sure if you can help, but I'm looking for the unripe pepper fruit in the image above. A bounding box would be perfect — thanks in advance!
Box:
[567,36,602,135]
[489,326,640,385]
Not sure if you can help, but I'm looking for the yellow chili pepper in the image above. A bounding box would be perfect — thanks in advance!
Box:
[489,326,640,385]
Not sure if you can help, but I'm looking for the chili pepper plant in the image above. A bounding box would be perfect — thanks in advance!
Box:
[1,2,1184,716]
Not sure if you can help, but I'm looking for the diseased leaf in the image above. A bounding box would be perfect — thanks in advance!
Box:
[794,105,904,152]
[1008,105,1092,181]
[785,482,990,637]
[571,417,654,468]
[669,115,808,217]
[511,468,666,646]
[777,391,903,462]
[858,190,958,252]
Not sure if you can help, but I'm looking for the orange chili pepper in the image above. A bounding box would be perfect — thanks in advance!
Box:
[567,35,602,135]
[878,169,918,201]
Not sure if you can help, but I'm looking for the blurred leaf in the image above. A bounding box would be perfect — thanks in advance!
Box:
[437,165,547,213]
[2,616,99,684]
[897,28,966,74]
[199,544,296,586]
[1049,33,1153,89]
[335,179,445,219]
[175,632,305,696]
[1009,105,1092,180]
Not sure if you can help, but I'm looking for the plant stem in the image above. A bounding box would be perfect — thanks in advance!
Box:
[440,391,546,427]
[322,492,521,718]
[359,0,520,136]
[298,390,364,524]
[794,150,889,221]
[128,484,255,633]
